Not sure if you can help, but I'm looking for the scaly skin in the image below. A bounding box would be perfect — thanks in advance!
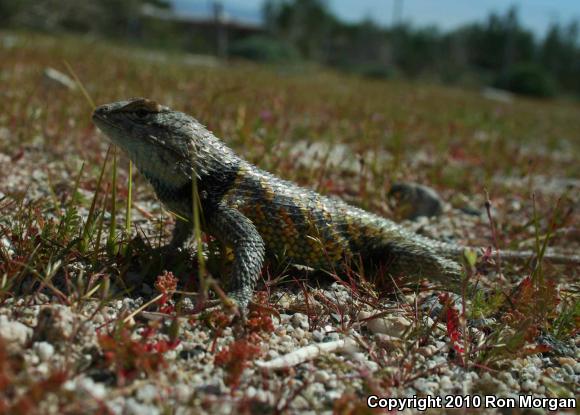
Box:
[92,98,579,310]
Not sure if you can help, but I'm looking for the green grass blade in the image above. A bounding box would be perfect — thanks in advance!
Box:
[121,161,133,255]
[80,146,111,253]
[107,148,118,255]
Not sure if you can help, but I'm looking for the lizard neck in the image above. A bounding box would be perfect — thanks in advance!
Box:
[142,156,243,220]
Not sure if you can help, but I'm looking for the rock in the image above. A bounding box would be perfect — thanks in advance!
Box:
[373,333,403,348]
[314,370,330,383]
[42,67,77,91]
[34,341,55,361]
[0,315,32,350]
[312,329,324,342]
[421,292,462,319]
[366,315,411,337]
[136,384,159,403]
[418,345,437,357]
[324,332,340,342]
[388,182,443,220]
[174,383,192,403]
[33,304,76,344]
[1,235,15,257]
[498,372,519,390]
[557,357,576,366]
[0,34,19,49]
[124,398,160,415]
[288,140,392,175]
[521,379,536,392]
[179,345,205,360]
[412,378,437,394]
[537,334,575,357]
[561,364,574,377]
[481,87,513,103]
[293,327,305,339]
[64,376,107,400]
[290,313,309,330]
[439,376,453,390]
[475,372,508,394]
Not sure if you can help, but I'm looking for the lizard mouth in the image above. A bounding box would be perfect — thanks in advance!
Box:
[92,110,119,130]
[91,110,186,161]
[92,112,128,146]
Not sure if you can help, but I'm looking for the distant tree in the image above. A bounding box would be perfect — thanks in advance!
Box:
[6,0,169,37]
[325,18,392,75]
[495,63,557,97]
[229,35,300,63]
[263,0,282,34]
[0,0,26,26]
[541,21,580,94]
[457,7,534,73]
[8,0,580,97]
[263,0,337,60]
[389,25,442,77]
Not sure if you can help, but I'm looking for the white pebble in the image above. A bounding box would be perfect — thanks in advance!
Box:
[136,384,159,403]
[521,380,536,392]
[314,370,330,383]
[125,398,160,415]
[0,316,32,348]
[291,313,309,329]
[293,327,305,339]
[413,378,436,394]
[312,330,324,342]
[366,315,411,337]
[439,376,453,390]
[34,341,54,361]
[80,377,106,399]
[174,384,191,403]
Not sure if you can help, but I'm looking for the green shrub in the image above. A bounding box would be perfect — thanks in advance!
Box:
[352,63,397,80]
[229,35,300,63]
[494,63,557,98]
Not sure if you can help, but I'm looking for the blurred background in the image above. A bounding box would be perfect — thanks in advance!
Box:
[2,4,580,413]
[2,0,580,99]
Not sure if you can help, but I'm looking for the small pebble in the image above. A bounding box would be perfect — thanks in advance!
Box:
[124,398,160,415]
[312,330,324,342]
[521,380,536,392]
[34,341,55,361]
[437,376,451,391]
[366,315,411,337]
[291,313,309,330]
[0,316,32,348]
[136,384,159,403]
[314,371,330,383]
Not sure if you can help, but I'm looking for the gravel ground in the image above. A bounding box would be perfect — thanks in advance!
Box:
[1,285,578,414]
[1,32,578,412]
[1,143,578,414]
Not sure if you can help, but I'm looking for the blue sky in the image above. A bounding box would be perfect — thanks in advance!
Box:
[170,0,580,37]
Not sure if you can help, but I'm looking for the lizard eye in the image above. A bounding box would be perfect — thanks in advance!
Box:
[135,109,149,118]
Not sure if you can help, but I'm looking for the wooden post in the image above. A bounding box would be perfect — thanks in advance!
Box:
[213,1,228,59]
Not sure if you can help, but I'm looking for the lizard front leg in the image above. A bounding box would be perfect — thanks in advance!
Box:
[207,202,266,311]
[169,218,193,250]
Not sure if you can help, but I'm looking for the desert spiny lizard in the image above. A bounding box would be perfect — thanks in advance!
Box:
[92,98,579,310]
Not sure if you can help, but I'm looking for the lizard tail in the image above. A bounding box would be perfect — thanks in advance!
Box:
[491,249,580,266]
[438,244,580,266]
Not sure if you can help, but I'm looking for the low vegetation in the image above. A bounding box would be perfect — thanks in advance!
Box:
[0,31,578,413]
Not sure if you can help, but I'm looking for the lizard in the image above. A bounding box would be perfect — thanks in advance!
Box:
[92,98,580,312]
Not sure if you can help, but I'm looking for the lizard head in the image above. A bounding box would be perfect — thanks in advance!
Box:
[93,98,177,151]
[93,98,241,199]
[92,98,207,185]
